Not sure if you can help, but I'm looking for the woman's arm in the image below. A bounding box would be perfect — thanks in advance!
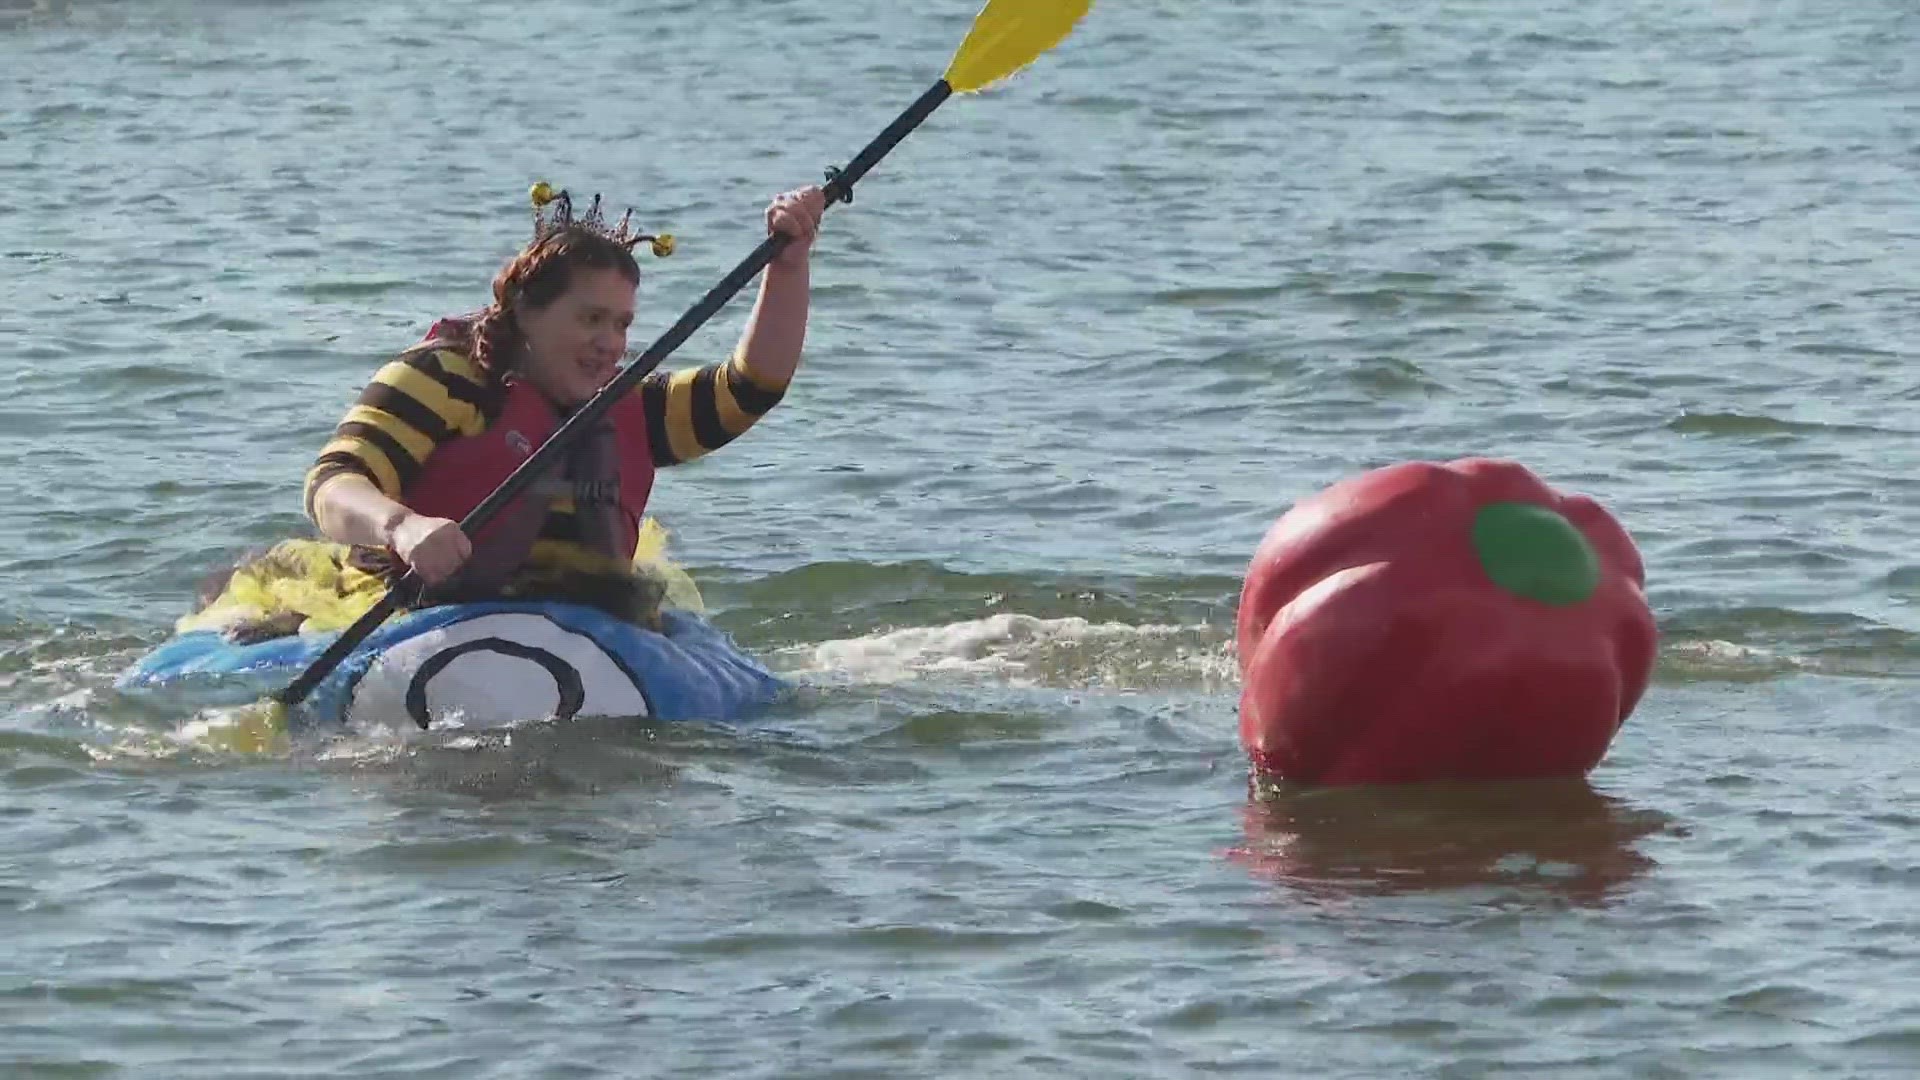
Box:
[310,472,411,549]
[733,185,827,390]
[635,185,828,469]
[312,474,471,583]
[303,348,489,583]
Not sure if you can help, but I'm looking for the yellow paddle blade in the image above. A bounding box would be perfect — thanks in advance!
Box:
[942,0,1093,94]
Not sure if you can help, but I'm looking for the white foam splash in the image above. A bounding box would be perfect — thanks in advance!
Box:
[775,612,1238,691]
[1663,638,1811,679]
[1670,639,1782,662]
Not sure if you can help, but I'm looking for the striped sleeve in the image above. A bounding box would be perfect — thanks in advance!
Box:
[302,348,495,519]
[637,352,788,468]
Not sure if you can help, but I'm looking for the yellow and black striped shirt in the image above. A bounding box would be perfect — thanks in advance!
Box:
[302,347,787,555]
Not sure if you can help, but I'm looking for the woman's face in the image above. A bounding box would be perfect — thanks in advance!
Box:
[515,266,636,408]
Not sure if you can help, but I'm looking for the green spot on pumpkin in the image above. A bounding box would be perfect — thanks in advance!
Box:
[1471,502,1600,606]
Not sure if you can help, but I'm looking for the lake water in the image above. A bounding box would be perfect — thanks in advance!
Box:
[3,0,1918,1075]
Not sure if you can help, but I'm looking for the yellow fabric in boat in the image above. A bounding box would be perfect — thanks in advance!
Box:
[633,516,707,614]
[178,517,705,638]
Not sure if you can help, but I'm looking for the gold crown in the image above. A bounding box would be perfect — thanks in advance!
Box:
[528,181,675,258]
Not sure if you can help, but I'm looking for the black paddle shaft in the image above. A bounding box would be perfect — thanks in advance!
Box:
[273,80,958,708]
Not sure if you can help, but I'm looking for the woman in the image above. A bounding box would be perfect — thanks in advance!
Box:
[188,181,826,641]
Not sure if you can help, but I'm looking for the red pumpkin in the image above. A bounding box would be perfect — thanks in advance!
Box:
[1235,458,1657,785]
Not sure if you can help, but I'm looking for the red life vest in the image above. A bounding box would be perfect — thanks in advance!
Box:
[396,317,656,592]
[403,382,655,547]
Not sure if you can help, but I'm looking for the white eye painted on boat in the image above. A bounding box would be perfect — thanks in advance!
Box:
[343,613,652,732]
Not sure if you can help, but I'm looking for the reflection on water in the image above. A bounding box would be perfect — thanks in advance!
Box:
[1225,777,1677,907]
